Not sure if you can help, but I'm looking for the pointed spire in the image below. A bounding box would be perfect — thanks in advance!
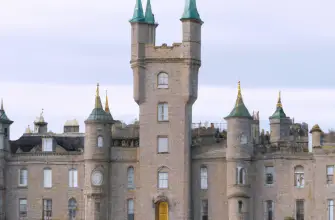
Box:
[0,98,3,111]
[95,83,103,109]
[145,0,155,24]
[105,90,110,113]
[0,99,13,124]
[130,0,145,23]
[269,91,287,119]
[277,91,282,108]
[224,81,252,119]
[181,0,202,22]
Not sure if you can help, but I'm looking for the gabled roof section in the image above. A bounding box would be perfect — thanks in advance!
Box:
[224,81,252,119]
[269,91,287,119]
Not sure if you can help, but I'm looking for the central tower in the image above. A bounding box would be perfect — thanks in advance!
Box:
[129,0,203,219]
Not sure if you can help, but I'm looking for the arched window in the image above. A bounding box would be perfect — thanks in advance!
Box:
[127,167,135,189]
[158,167,169,189]
[97,136,103,147]
[238,201,243,213]
[294,165,304,188]
[200,166,208,189]
[157,72,168,89]
[127,199,134,220]
[236,167,246,184]
[68,198,77,220]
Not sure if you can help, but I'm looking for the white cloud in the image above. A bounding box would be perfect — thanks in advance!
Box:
[0,82,333,140]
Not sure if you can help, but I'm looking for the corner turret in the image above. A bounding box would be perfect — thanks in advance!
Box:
[269,91,291,143]
[33,109,48,134]
[224,82,253,220]
[310,124,323,148]
[0,99,13,151]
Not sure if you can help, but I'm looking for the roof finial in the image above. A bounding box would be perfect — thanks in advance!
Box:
[105,90,110,113]
[277,90,282,108]
[94,83,103,109]
[0,98,3,111]
[235,81,243,106]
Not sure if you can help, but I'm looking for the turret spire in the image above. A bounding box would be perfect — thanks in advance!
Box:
[0,98,3,111]
[181,0,202,22]
[145,0,155,24]
[105,90,110,113]
[0,99,13,124]
[130,0,145,23]
[225,81,252,119]
[95,83,103,109]
[269,90,287,119]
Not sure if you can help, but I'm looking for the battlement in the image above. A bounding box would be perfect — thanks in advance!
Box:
[145,42,195,61]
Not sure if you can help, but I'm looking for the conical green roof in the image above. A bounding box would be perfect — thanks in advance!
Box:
[225,82,252,119]
[269,91,287,119]
[0,99,13,124]
[145,0,155,24]
[129,0,146,23]
[181,0,202,22]
[86,84,114,123]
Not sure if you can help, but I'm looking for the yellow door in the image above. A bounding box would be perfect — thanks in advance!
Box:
[158,202,168,220]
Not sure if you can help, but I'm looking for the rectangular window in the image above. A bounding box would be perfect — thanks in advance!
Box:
[264,200,274,220]
[69,169,78,188]
[158,137,168,153]
[127,199,134,220]
[158,172,168,189]
[19,199,27,217]
[157,103,168,121]
[265,166,274,185]
[42,199,52,218]
[42,138,53,152]
[328,166,334,184]
[200,167,208,189]
[201,199,208,220]
[296,200,304,220]
[19,169,28,187]
[329,200,334,220]
[44,169,52,188]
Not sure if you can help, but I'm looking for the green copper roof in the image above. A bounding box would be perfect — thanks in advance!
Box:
[269,91,287,119]
[145,0,155,24]
[0,99,13,124]
[181,0,202,22]
[129,0,146,23]
[225,82,252,119]
[86,84,114,123]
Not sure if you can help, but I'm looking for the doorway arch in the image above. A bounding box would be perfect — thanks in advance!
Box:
[156,201,168,220]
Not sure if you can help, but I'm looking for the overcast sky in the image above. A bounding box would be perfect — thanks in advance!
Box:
[0,0,334,139]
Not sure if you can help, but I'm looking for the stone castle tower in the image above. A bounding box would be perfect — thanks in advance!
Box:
[84,84,114,219]
[129,0,203,219]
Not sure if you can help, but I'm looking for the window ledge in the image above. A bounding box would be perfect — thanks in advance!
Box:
[17,185,28,189]
[157,152,169,154]
[265,183,274,187]
[158,120,169,123]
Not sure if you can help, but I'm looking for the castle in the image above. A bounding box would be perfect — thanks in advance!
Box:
[0,0,334,220]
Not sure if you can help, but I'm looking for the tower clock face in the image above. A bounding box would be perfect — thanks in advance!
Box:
[91,171,103,186]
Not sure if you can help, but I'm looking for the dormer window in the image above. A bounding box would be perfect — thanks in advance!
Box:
[157,72,168,89]
[42,138,53,152]
[97,136,104,148]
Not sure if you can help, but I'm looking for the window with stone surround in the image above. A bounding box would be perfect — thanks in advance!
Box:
[265,166,274,185]
[68,169,78,188]
[42,138,53,152]
[294,166,305,188]
[158,137,168,153]
[43,168,52,188]
[201,199,208,220]
[42,199,52,219]
[200,166,208,190]
[97,136,103,148]
[127,167,135,189]
[127,199,134,220]
[264,200,274,220]
[157,103,168,121]
[236,167,246,185]
[19,168,28,187]
[327,166,334,184]
[68,198,77,219]
[158,169,169,189]
[157,72,169,89]
[238,201,243,213]
[19,199,27,218]
[328,199,334,220]
[296,199,304,220]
